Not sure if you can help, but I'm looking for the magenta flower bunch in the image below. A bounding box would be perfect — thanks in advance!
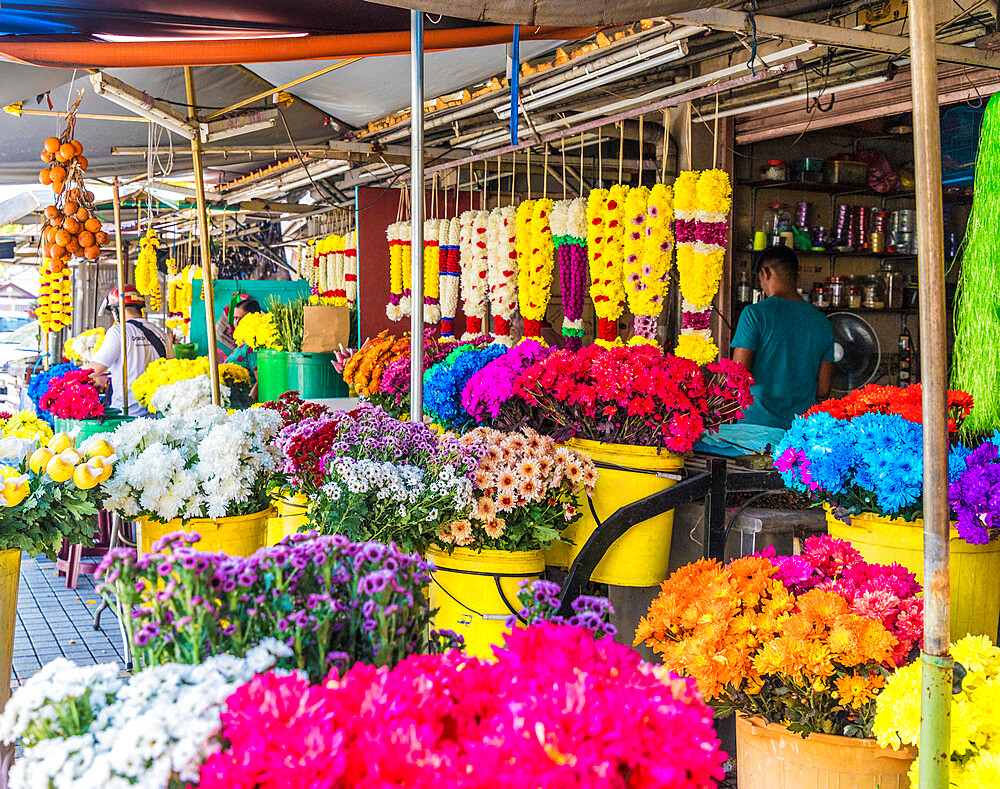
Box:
[764,535,923,666]
[461,338,554,425]
[196,622,726,788]
[96,531,460,679]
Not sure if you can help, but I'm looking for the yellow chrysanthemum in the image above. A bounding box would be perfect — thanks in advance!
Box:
[3,412,53,443]
[232,312,282,351]
[674,333,719,366]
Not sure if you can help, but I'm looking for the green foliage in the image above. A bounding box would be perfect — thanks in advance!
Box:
[0,480,100,559]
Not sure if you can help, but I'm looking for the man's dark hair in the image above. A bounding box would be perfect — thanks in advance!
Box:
[238,297,262,314]
[757,245,799,281]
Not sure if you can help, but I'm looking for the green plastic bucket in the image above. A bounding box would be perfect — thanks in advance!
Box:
[286,352,347,399]
[54,416,135,444]
[256,349,289,403]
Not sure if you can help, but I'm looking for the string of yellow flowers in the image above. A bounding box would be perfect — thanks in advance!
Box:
[586,184,627,347]
[675,169,732,365]
[135,229,162,312]
[517,198,555,344]
[423,219,441,324]
[37,258,73,333]
[625,183,675,345]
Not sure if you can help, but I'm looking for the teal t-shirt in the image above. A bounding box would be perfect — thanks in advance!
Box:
[730,297,834,429]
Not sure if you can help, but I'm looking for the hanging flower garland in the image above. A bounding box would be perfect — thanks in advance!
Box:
[325,234,348,306]
[459,209,489,341]
[423,219,441,324]
[344,230,358,309]
[516,199,555,344]
[675,169,732,366]
[38,258,72,333]
[486,205,518,346]
[386,221,412,321]
[438,218,462,339]
[135,228,162,312]
[586,184,627,347]
[298,241,320,290]
[166,266,193,340]
[550,198,588,351]
[625,183,675,345]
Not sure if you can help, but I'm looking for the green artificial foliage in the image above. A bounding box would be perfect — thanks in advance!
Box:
[953,93,1000,438]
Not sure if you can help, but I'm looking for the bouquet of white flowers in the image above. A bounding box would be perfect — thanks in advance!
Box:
[149,374,231,416]
[0,640,289,788]
[101,405,282,522]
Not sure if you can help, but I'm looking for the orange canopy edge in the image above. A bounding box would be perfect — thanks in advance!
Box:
[0,25,601,68]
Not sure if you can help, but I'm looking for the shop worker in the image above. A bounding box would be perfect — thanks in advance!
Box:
[86,285,173,417]
[731,246,834,429]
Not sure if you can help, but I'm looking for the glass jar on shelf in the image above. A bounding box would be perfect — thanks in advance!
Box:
[848,286,862,309]
[826,276,849,309]
[861,276,884,310]
[762,159,787,181]
[812,284,830,309]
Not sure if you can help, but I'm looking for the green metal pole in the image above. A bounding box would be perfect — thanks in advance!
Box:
[910,0,952,786]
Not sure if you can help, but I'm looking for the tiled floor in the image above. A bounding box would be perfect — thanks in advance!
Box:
[11,554,127,687]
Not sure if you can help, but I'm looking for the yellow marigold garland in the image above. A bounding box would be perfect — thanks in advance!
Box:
[516,198,554,343]
[135,228,162,311]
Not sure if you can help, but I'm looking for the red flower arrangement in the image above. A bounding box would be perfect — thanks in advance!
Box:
[511,344,754,452]
[39,368,103,419]
[806,383,973,433]
[257,390,332,430]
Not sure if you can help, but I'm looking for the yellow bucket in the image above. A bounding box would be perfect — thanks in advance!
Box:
[736,715,914,789]
[426,546,544,659]
[545,438,683,586]
[0,549,20,712]
[826,509,1000,640]
[138,508,274,556]
[266,494,310,545]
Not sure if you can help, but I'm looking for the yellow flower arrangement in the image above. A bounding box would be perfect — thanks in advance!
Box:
[696,168,733,217]
[65,327,105,365]
[37,259,73,333]
[233,312,282,351]
[674,333,719,366]
[516,199,554,342]
[875,634,1000,787]
[132,357,249,411]
[135,228,162,311]
[676,246,725,307]
[2,411,53,443]
[586,185,627,347]
[673,170,699,214]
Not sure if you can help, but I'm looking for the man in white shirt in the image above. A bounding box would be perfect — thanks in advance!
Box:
[86,285,172,416]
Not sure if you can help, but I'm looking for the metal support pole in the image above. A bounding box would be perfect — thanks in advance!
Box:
[911,0,953,785]
[408,10,425,423]
[184,66,222,406]
[111,179,129,416]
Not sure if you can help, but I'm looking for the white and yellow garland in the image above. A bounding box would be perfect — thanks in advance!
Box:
[486,205,518,345]
[586,184,627,347]
[459,209,489,340]
[422,219,441,324]
[386,221,412,321]
[623,183,675,345]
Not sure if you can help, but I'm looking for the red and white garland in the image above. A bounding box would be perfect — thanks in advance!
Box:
[459,209,489,340]
[486,205,518,346]
[344,230,358,309]
[438,217,461,339]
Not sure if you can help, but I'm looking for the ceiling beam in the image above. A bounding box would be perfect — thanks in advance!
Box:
[669,7,1000,70]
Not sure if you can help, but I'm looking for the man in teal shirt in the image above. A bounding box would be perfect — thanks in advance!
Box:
[731,246,834,429]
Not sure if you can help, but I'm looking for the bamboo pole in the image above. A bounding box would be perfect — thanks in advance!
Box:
[111,179,129,416]
[911,0,952,785]
[184,66,222,406]
[409,10,425,423]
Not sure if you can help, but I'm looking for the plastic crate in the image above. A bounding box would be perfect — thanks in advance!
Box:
[941,105,985,185]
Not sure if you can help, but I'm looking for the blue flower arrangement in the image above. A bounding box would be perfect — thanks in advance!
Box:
[27,362,78,426]
[776,410,970,521]
[423,343,507,427]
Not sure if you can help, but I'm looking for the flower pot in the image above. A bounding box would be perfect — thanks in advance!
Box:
[54,416,133,444]
[0,549,20,772]
[826,509,1000,640]
[266,493,309,545]
[545,438,683,586]
[137,508,274,556]
[256,349,289,403]
[286,352,347,399]
[736,715,915,789]
[426,546,544,659]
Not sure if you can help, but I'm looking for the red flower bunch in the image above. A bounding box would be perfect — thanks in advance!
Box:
[257,390,332,430]
[276,414,342,490]
[807,383,973,433]
[39,368,103,419]
[511,344,753,452]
